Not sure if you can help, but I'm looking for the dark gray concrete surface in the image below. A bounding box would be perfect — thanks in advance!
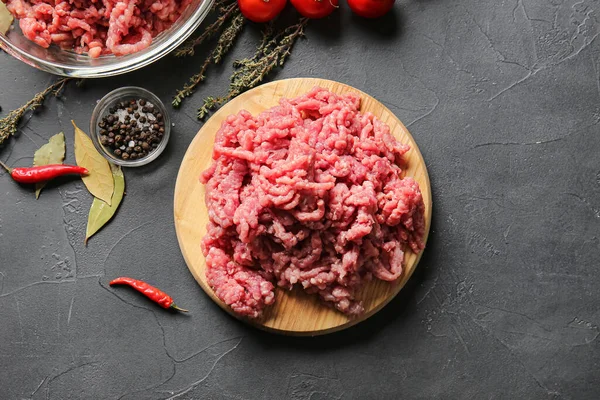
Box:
[1,1,599,399]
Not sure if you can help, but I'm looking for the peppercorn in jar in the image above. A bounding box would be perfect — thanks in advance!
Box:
[91,87,171,167]
[98,99,166,161]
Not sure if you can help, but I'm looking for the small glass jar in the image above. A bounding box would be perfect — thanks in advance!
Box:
[90,87,171,167]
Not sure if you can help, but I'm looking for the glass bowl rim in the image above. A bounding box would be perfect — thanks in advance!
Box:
[90,86,171,167]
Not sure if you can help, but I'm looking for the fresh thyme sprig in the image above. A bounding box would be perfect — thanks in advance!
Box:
[0,77,72,145]
[174,1,238,58]
[229,18,308,100]
[197,18,308,119]
[213,12,245,63]
[172,7,245,108]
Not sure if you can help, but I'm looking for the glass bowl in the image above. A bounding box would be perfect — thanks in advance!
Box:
[90,87,170,167]
[0,0,213,78]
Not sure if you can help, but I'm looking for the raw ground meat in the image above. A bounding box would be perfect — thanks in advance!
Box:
[3,0,193,57]
[201,87,426,319]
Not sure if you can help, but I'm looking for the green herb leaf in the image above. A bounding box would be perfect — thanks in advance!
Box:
[0,2,14,36]
[72,120,114,205]
[33,132,66,199]
[85,163,125,245]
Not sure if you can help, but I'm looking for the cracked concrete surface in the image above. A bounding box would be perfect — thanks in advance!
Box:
[1,1,599,398]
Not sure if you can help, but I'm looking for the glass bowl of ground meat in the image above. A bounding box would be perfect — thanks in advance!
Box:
[0,0,213,78]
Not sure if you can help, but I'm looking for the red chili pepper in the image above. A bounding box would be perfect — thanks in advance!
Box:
[109,277,188,312]
[0,161,88,184]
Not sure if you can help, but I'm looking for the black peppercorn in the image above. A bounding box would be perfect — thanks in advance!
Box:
[114,149,122,157]
[141,142,150,151]
[152,123,159,130]
[100,135,109,145]
[125,147,133,154]
[139,99,146,106]
[122,153,130,160]
[107,138,115,145]
[130,153,138,160]
[158,127,164,133]
[125,135,131,142]
[114,134,123,143]
[156,113,163,120]
[127,107,133,114]
[142,106,149,113]
[107,115,115,123]
[134,112,140,119]
[139,116,146,123]
[133,104,139,111]
[134,145,142,153]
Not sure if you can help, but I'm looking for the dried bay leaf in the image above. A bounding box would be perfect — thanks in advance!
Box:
[33,132,65,199]
[72,120,114,205]
[85,163,124,245]
[0,2,13,36]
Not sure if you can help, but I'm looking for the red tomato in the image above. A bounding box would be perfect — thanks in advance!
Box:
[347,0,395,18]
[238,0,287,23]
[290,0,339,19]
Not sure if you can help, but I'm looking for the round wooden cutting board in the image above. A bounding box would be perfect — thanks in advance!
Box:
[174,78,432,336]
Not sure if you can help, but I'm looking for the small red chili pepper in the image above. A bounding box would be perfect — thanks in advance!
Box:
[109,277,188,312]
[0,161,88,184]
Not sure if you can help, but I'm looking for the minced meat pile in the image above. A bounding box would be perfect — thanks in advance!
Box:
[200,87,425,319]
[4,0,192,57]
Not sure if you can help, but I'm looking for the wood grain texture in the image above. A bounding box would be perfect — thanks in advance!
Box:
[174,78,432,336]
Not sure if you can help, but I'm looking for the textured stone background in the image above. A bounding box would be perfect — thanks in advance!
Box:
[1,1,599,398]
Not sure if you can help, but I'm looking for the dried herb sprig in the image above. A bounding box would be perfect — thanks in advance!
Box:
[174,0,238,58]
[172,54,214,108]
[197,18,308,119]
[213,12,245,63]
[172,9,245,107]
[0,77,72,145]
